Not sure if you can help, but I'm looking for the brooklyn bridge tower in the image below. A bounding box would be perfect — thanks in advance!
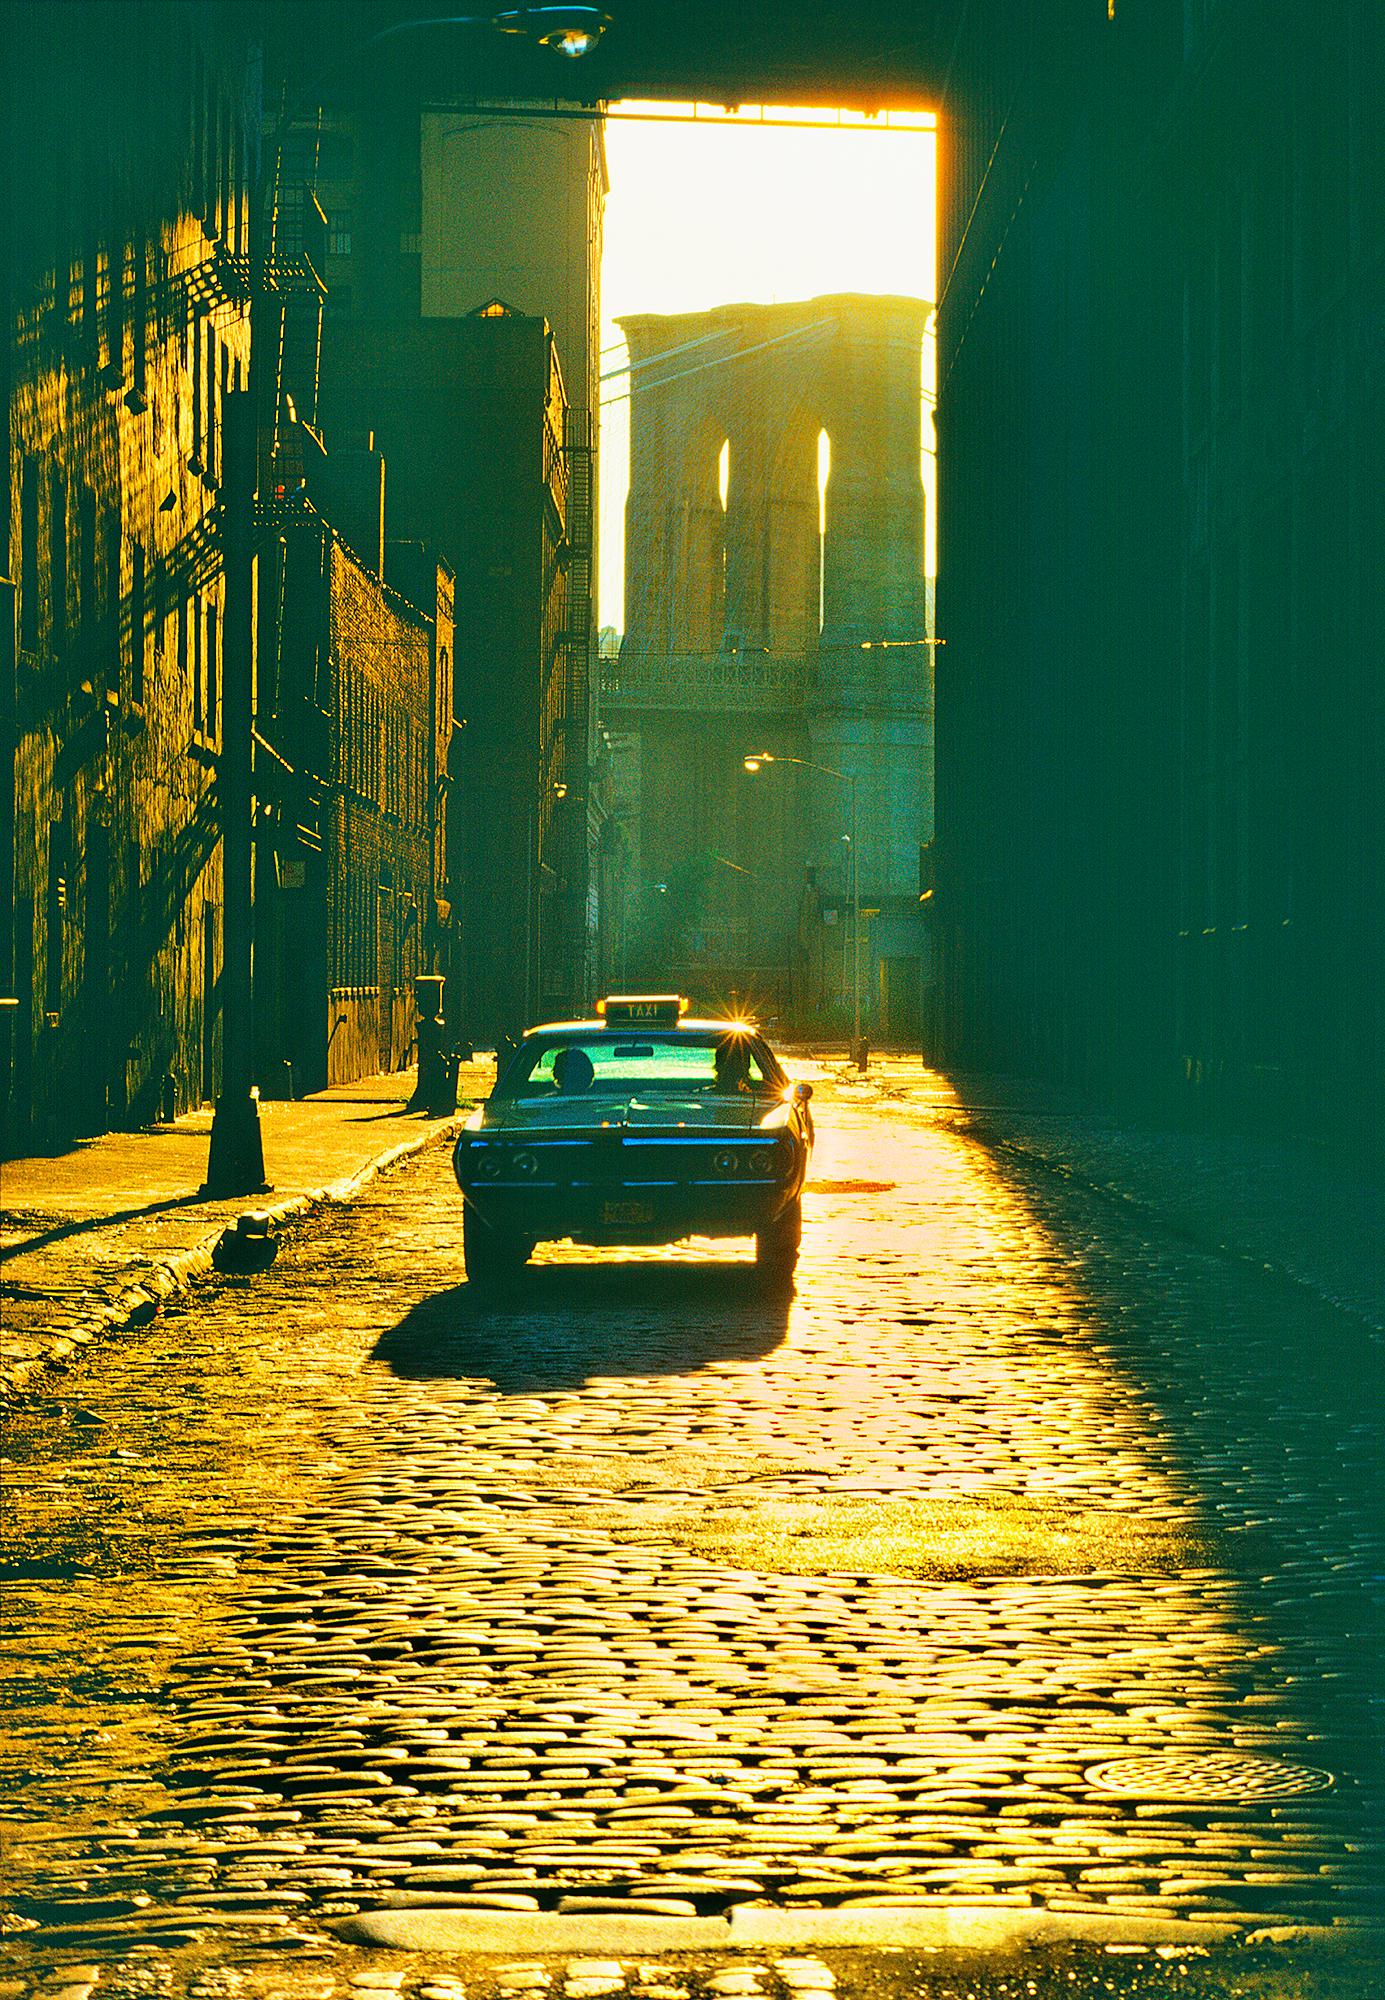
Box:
[601,292,933,1037]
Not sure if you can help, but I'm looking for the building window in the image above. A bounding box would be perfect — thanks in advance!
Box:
[204,597,219,738]
[190,322,203,470]
[130,241,148,405]
[129,540,147,705]
[19,457,39,654]
[327,210,354,257]
[218,341,231,487]
[104,515,122,675]
[230,115,246,255]
[212,89,225,237]
[191,46,207,217]
[95,242,113,373]
[45,835,66,1014]
[109,240,133,388]
[77,486,97,637]
[206,79,223,231]
[191,594,204,733]
[48,467,67,650]
[203,322,216,480]
[81,214,100,352]
[315,129,355,181]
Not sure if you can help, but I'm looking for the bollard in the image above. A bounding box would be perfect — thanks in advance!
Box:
[435,1052,460,1118]
[211,1208,279,1273]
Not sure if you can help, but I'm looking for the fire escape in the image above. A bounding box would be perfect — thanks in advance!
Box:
[559,407,595,1001]
[252,174,330,873]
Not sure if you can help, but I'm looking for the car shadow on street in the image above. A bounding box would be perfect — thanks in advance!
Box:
[372,1259,793,1392]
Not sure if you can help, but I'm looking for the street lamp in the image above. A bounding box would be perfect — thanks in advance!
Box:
[491,7,613,56]
[743,751,861,1053]
[204,6,609,1196]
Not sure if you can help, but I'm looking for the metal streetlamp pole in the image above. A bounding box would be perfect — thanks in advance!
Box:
[743,751,861,1050]
[848,769,860,1053]
[203,385,266,1194]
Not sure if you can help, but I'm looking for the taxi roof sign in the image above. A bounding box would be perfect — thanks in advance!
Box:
[597,994,688,1027]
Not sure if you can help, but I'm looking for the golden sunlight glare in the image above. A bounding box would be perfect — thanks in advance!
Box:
[600,104,938,629]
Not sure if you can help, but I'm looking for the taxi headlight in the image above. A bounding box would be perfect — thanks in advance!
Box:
[749,1147,774,1173]
[713,1148,737,1175]
[477,1149,505,1179]
[511,1149,538,1177]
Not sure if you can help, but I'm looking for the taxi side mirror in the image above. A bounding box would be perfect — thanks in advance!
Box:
[793,1081,813,1103]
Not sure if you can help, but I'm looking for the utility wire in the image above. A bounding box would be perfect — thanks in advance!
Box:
[599,327,731,382]
[601,314,838,409]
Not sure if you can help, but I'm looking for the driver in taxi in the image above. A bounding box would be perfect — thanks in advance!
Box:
[553,1046,595,1094]
[713,1036,753,1094]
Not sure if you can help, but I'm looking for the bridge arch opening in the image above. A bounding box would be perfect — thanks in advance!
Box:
[600,105,936,1028]
[817,426,832,636]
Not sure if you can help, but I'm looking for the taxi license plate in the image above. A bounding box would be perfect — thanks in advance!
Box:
[603,1198,653,1224]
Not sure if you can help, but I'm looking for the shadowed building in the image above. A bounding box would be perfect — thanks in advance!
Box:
[302,89,605,1028]
[936,4,1385,1156]
[326,306,576,1043]
[603,293,932,1036]
[2,6,254,1149]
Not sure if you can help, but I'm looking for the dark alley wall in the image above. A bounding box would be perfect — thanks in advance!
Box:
[937,0,1384,1154]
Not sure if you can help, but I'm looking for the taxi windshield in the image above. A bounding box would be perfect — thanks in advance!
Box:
[504,1032,773,1099]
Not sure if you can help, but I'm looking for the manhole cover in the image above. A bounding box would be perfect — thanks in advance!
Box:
[1087,1752,1334,1802]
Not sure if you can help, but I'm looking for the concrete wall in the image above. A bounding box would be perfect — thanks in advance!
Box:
[420,110,606,435]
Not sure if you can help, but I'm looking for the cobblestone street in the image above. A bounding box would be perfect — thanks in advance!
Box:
[4,1067,1382,1997]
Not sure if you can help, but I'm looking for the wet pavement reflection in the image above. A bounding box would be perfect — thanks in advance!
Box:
[3,1069,1382,1982]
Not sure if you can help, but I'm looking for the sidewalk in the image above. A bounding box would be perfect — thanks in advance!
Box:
[823,1054,1385,1334]
[0,1062,493,1395]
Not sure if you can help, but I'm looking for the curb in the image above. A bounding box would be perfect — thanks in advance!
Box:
[1,1115,467,1399]
[331,1905,1382,1958]
[823,1062,1384,1334]
[970,1124,1385,1338]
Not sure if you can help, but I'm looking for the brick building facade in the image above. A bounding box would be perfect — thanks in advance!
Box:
[1,6,464,1146]
[3,4,253,1147]
[253,514,454,1095]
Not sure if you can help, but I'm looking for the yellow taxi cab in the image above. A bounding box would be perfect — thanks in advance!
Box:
[452,995,813,1286]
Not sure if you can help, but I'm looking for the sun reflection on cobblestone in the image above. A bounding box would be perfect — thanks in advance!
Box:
[3,1070,1381,1976]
